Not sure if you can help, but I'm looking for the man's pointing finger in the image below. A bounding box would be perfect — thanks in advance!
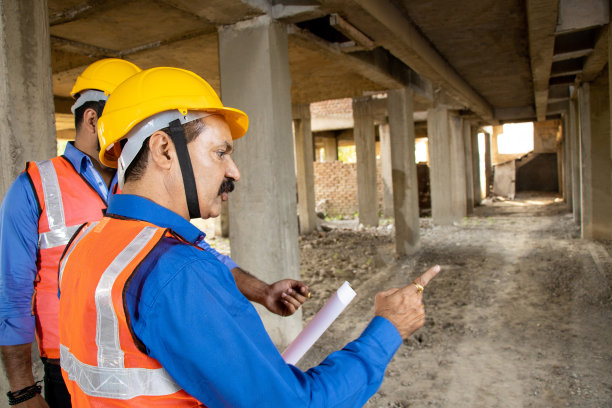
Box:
[415,265,441,288]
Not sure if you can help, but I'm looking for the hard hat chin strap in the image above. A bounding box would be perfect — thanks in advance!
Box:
[168,119,201,219]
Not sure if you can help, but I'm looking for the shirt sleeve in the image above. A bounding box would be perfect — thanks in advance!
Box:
[196,239,239,270]
[131,253,401,408]
[0,174,40,345]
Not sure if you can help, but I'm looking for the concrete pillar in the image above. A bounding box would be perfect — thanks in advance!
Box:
[463,120,475,214]
[293,104,316,234]
[484,131,493,197]
[388,88,419,255]
[471,127,482,205]
[378,121,394,218]
[450,117,468,217]
[491,125,503,165]
[561,114,572,208]
[427,107,467,225]
[218,16,301,346]
[322,136,337,161]
[353,96,379,227]
[569,96,581,224]
[214,201,229,237]
[0,1,55,201]
[578,71,612,240]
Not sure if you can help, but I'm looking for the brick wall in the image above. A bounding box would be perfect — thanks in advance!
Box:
[313,160,383,217]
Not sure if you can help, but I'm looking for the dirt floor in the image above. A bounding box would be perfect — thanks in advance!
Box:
[286,192,612,407]
[3,193,610,408]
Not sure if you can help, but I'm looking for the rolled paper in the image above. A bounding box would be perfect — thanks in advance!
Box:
[282,281,356,365]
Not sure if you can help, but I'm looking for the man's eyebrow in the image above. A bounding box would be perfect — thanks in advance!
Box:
[224,141,234,153]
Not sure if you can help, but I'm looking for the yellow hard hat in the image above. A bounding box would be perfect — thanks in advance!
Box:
[98,67,248,169]
[70,58,142,97]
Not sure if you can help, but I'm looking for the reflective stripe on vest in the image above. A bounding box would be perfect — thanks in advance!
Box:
[95,226,158,368]
[60,345,181,399]
[58,222,99,287]
[61,226,181,399]
[36,160,77,249]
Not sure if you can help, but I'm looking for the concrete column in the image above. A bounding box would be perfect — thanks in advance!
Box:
[0,1,55,200]
[463,120,475,214]
[427,107,467,225]
[388,88,419,255]
[293,104,316,234]
[353,96,379,227]
[471,127,482,205]
[322,136,337,161]
[378,121,394,218]
[484,131,493,197]
[578,71,612,240]
[562,113,572,209]
[219,16,301,346]
[569,96,581,224]
[450,117,468,217]
[214,201,229,237]
[609,25,612,162]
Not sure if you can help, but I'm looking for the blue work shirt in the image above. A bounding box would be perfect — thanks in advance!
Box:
[110,194,402,407]
[0,143,236,346]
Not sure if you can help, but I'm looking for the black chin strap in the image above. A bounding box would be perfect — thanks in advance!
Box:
[168,119,201,219]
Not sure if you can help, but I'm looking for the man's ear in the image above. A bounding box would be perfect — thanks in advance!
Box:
[82,108,98,135]
[148,131,174,171]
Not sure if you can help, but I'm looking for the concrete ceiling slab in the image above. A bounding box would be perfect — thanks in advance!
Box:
[47,0,609,125]
[50,0,215,52]
[398,0,533,110]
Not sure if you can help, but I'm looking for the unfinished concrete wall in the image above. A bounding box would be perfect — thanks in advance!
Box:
[0,1,55,201]
[493,160,516,199]
[218,16,301,346]
[534,120,560,153]
[579,69,612,240]
[516,153,559,192]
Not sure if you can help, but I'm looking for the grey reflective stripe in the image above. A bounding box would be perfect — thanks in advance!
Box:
[60,345,181,399]
[39,224,82,249]
[58,222,99,287]
[36,160,75,249]
[95,227,159,368]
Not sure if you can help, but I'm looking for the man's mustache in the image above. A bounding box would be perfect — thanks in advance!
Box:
[218,178,235,195]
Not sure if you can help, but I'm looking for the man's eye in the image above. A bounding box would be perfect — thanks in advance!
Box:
[217,151,226,158]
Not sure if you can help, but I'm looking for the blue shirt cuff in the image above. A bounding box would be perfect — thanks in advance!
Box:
[0,316,36,346]
[360,316,403,358]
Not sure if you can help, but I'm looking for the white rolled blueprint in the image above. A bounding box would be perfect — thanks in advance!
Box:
[282,281,356,365]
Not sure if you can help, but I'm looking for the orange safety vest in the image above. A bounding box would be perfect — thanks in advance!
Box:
[25,156,107,359]
[58,216,203,407]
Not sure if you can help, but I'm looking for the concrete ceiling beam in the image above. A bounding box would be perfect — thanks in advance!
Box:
[526,0,559,122]
[555,0,609,33]
[494,106,536,123]
[581,25,610,83]
[288,25,432,100]
[49,0,127,25]
[337,0,493,121]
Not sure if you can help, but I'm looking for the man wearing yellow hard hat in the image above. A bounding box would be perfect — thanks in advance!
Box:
[0,58,140,408]
[58,67,439,407]
[0,59,309,407]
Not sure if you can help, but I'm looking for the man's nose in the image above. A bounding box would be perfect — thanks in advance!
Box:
[226,158,240,182]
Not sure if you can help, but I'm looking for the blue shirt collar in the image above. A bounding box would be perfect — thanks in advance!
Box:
[63,141,91,174]
[63,141,118,199]
[106,194,205,244]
